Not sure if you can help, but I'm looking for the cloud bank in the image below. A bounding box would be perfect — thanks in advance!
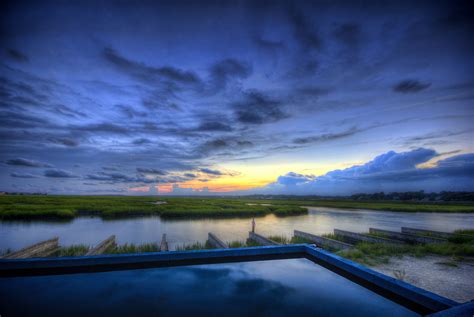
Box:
[251,148,474,195]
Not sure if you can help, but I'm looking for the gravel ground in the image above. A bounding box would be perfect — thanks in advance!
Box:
[371,255,474,303]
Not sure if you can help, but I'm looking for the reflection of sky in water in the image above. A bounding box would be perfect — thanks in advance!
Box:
[0,259,418,317]
[1,207,473,251]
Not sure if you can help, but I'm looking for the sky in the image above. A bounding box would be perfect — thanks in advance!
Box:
[0,0,473,195]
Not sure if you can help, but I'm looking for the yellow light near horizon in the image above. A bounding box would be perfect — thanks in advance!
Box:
[176,160,365,192]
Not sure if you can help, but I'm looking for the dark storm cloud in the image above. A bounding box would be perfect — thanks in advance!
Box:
[333,23,361,47]
[197,121,233,132]
[102,166,119,171]
[203,139,228,149]
[400,130,472,147]
[103,47,201,85]
[116,104,147,119]
[233,91,288,124]
[285,5,321,77]
[0,111,49,128]
[210,58,252,90]
[393,80,431,93]
[0,77,49,103]
[86,170,188,184]
[44,169,78,178]
[47,137,79,147]
[253,36,285,51]
[293,127,362,145]
[73,123,129,134]
[197,137,255,157]
[6,157,53,168]
[1,0,472,194]
[132,138,152,145]
[86,171,139,182]
[288,7,321,51]
[6,49,29,62]
[54,105,88,119]
[10,172,39,178]
[297,87,330,97]
[199,168,223,176]
[136,168,167,175]
[184,173,196,178]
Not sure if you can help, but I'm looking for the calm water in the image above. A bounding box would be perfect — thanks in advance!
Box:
[0,258,419,317]
[1,207,473,251]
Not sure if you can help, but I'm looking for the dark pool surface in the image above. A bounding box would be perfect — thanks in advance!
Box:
[0,258,419,317]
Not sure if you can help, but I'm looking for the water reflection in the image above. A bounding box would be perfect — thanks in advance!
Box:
[1,207,473,251]
[0,259,418,317]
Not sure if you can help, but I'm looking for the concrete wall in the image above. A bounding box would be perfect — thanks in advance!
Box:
[294,230,353,250]
[369,228,446,244]
[334,229,405,245]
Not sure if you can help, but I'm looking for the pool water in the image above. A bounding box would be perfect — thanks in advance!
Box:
[0,258,419,317]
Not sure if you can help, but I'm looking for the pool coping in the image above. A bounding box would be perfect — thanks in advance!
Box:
[0,244,463,315]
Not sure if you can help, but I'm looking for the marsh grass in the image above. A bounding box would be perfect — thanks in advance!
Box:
[227,241,246,248]
[436,261,458,267]
[290,236,314,244]
[0,196,307,220]
[337,241,474,266]
[110,243,160,254]
[1,195,473,221]
[267,235,290,244]
[454,229,474,235]
[0,248,12,256]
[58,245,89,257]
[174,241,213,251]
[393,269,406,281]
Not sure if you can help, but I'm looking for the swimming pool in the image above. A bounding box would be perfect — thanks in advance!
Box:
[0,258,419,317]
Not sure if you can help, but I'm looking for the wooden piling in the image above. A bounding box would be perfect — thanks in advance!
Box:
[2,237,59,259]
[401,227,473,239]
[369,228,446,244]
[160,234,169,251]
[334,229,405,245]
[248,232,280,246]
[207,232,228,248]
[85,235,116,256]
[294,230,353,250]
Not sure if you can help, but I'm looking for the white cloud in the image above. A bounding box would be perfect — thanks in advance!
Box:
[249,148,474,195]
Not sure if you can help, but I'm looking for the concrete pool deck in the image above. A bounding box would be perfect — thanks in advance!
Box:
[372,255,474,303]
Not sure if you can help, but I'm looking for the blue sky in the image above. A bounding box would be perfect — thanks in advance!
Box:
[0,0,473,195]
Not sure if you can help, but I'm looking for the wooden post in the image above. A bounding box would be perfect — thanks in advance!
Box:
[85,235,116,256]
[1,238,59,259]
[160,234,169,251]
[369,228,445,244]
[334,229,405,245]
[251,218,256,233]
[248,232,280,246]
[294,230,353,250]
[207,232,229,248]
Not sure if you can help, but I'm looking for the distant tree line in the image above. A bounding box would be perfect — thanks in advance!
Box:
[350,191,474,202]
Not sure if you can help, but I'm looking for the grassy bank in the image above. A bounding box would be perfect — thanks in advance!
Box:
[1,195,473,221]
[259,232,474,266]
[0,195,306,220]
[337,241,474,266]
[244,199,474,213]
[42,240,261,256]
